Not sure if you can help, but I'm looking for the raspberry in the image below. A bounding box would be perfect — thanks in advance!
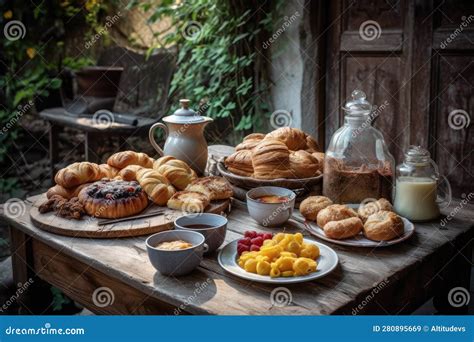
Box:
[239,237,252,246]
[244,230,257,239]
[250,237,264,247]
[237,243,250,255]
[250,244,260,252]
[262,233,273,241]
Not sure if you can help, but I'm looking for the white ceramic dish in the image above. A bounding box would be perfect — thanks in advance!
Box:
[218,237,338,284]
[246,186,296,227]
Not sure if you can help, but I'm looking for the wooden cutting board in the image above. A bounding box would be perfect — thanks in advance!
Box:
[29,194,231,238]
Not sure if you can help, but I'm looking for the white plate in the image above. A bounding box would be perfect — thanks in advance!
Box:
[293,206,415,247]
[218,238,338,284]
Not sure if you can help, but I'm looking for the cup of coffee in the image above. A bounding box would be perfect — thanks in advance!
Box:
[175,213,227,254]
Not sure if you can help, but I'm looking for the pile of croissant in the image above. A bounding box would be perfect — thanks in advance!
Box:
[48,151,233,217]
[224,127,324,179]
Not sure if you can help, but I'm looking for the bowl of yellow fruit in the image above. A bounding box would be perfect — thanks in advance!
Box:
[217,231,338,284]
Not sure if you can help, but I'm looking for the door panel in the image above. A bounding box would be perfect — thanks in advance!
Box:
[325,0,473,197]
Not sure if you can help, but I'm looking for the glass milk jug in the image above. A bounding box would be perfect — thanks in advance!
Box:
[323,90,395,204]
[393,146,452,221]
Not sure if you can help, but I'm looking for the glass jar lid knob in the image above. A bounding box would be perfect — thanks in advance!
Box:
[405,145,430,163]
[343,89,373,114]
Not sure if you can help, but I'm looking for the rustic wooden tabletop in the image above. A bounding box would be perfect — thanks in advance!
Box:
[1,146,473,315]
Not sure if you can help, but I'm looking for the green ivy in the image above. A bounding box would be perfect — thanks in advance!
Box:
[133,0,280,144]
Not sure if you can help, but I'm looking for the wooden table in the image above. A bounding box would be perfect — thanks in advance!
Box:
[2,147,473,315]
[2,200,473,315]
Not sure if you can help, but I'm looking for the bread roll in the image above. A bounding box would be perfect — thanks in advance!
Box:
[224,150,254,177]
[265,127,308,151]
[54,162,103,188]
[167,191,210,213]
[186,176,233,200]
[99,164,119,179]
[252,138,293,179]
[364,210,403,241]
[107,151,153,169]
[153,156,197,190]
[136,168,176,205]
[46,184,89,200]
[116,165,143,181]
[235,133,265,151]
[300,196,333,221]
[316,204,358,228]
[289,150,322,178]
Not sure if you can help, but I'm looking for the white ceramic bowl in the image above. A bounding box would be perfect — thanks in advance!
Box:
[246,186,296,227]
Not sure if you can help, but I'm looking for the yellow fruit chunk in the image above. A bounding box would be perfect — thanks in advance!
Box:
[256,261,271,275]
[244,258,258,273]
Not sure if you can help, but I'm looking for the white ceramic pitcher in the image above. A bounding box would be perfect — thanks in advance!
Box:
[149,99,213,175]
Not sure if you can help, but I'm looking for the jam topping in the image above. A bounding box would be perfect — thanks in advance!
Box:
[86,179,143,199]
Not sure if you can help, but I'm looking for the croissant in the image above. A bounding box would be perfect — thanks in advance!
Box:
[265,127,308,151]
[153,156,197,190]
[54,162,103,188]
[116,165,143,181]
[99,164,119,179]
[224,149,254,177]
[235,133,266,151]
[46,184,89,200]
[289,150,322,178]
[107,151,153,169]
[252,138,294,179]
[136,168,176,205]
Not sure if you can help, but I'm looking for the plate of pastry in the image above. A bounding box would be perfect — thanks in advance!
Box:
[295,196,415,247]
[218,231,338,284]
[217,128,324,190]
[30,151,233,238]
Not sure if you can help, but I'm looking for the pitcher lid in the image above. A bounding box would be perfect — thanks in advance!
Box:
[163,99,208,124]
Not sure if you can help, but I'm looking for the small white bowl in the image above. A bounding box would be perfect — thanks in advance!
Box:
[246,186,296,227]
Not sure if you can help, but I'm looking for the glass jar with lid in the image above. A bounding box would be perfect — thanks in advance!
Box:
[393,146,451,221]
[322,90,395,203]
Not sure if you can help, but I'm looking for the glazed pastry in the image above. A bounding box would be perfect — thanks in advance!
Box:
[252,138,293,179]
[265,127,307,151]
[235,133,266,151]
[54,162,103,188]
[364,210,404,241]
[311,152,325,167]
[78,179,148,219]
[167,190,210,213]
[316,204,358,228]
[153,156,197,190]
[136,168,176,205]
[358,198,393,222]
[116,165,143,181]
[186,176,233,200]
[107,151,154,169]
[323,217,363,239]
[305,135,321,153]
[299,196,333,221]
[46,184,89,200]
[224,149,254,177]
[289,150,322,178]
[99,164,120,179]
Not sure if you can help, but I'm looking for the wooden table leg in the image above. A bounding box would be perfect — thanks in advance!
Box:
[49,123,60,183]
[84,132,101,163]
[433,237,472,314]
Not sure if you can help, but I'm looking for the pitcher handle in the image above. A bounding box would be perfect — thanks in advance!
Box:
[149,123,168,156]
[437,174,452,209]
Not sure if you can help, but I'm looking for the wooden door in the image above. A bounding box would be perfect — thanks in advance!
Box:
[325,0,473,197]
